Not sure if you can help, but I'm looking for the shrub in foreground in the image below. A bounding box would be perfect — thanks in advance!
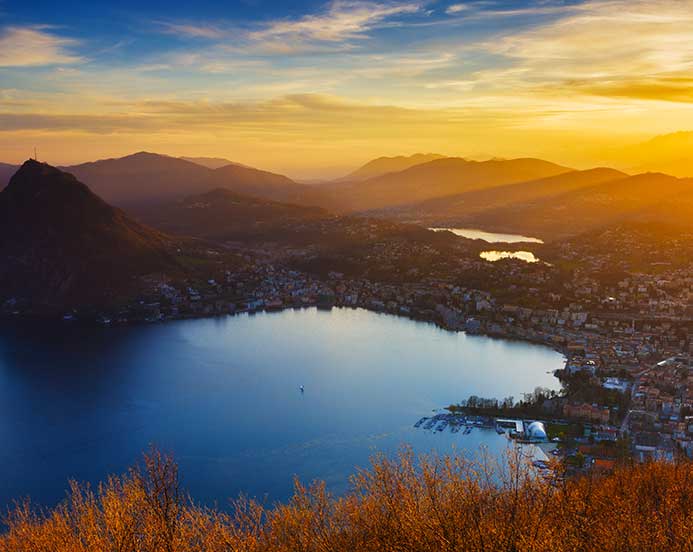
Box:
[2,448,693,551]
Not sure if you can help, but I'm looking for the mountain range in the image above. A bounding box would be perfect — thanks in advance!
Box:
[457,172,693,240]
[62,152,318,207]
[321,157,572,212]
[3,150,693,247]
[384,167,627,222]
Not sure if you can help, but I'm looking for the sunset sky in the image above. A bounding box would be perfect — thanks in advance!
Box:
[1,0,693,178]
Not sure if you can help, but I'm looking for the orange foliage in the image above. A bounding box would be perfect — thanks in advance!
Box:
[2,447,693,551]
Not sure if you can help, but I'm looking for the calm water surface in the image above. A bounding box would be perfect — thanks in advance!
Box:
[480,250,540,263]
[430,228,544,244]
[0,308,563,508]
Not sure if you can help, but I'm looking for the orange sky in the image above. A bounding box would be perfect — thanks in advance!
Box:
[2,0,693,179]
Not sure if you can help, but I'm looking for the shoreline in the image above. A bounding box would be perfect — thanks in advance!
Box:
[1,302,571,364]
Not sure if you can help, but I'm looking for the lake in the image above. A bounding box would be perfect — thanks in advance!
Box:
[480,251,540,263]
[0,308,563,509]
[430,228,544,244]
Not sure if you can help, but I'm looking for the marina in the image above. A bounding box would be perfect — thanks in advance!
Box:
[413,412,494,433]
[414,413,550,443]
[413,412,555,479]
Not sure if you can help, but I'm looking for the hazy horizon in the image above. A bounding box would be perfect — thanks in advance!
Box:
[2,137,692,182]
[3,0,693,179]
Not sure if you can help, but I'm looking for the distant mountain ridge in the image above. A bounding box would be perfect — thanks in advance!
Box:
[180,156,246,170]
[64,152,211,205]
[323,157,573,211]
[0,160,177,308]
[59,152,574,214]
[63,151,315,207]
[0,162,19,188]
[341,153,447,182]
[197,163,321,206]
[619,131,693,177]
[385,167,627,221]
[461,172,693,240]
[5,151,692,245]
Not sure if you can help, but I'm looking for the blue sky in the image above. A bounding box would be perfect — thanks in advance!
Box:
[0,0,572,76]
[1,0,692,176]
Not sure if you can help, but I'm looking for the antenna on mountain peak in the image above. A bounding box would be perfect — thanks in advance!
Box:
[33,147,37,161]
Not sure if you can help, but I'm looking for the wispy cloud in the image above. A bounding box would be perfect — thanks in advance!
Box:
[0,93,501,135]
[249,0,422,42]
[157,22,226,40]
[445,4,469,15]
[482,0,693,103]
[0,26,82,67]
[155,1,423,55]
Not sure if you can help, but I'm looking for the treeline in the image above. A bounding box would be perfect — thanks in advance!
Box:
[448,386,558,417]
[2,448,693,551]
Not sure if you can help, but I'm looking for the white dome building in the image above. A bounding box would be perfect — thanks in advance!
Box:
[526,421,547,441]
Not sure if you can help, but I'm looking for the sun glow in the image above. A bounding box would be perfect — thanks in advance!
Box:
[1,0,693,178]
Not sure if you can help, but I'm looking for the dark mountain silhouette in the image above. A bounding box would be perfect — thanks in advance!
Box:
[0,160,177,308]
[135,188,329,241]
[464,172,693,240]
[340,153,447,182]
[0,162,18,188]
[388,167,627,222]
[323,157,572,211]
[180,156,246,170]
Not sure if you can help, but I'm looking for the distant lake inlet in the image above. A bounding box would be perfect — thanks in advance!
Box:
[430,228,544,244]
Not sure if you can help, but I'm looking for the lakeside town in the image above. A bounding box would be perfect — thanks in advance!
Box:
[2,222,692,473]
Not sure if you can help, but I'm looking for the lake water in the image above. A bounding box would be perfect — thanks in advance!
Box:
[0,308,563,509]
[430,228,544,244]
[480,251,540,263]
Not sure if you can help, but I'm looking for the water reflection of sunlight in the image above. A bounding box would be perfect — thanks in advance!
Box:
[480,251,539,263]
[430,228,543,244]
